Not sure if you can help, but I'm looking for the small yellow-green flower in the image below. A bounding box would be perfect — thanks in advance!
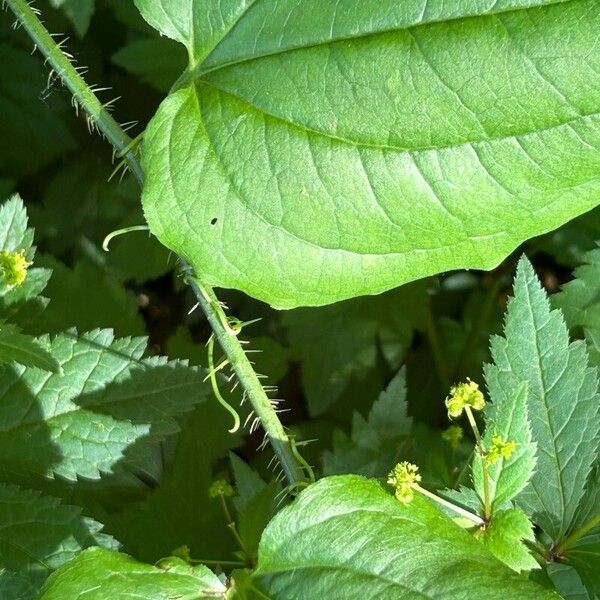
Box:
[208,479,235,498]
[0,250,31,288]
[486,434,517,465]
[442,425,464,449]
[388,461,421,504]
[445,379,485,419]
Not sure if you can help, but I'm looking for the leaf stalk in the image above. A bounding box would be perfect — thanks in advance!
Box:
[416,485,484,527]
[555,512,600,556]
[464,405,492,520]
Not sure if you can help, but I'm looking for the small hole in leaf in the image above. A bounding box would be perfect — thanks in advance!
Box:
[210,218,218,225]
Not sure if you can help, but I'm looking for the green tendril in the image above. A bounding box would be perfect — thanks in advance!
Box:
[102,225,150,251]
[207,333,240,433]
[290,438,316,484]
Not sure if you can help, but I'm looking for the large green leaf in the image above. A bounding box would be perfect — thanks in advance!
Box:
[487,256,600,542]
[553,247,600,355]
[0,329,208,481]
[38,548,226,600]
[243,475,558,598]
[137,0,600,307]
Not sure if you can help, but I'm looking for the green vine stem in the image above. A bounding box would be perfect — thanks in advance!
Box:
[190,279,305,484]
[6,0,142,183]
[6,0,306,488]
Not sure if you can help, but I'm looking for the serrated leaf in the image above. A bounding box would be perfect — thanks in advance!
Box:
[535,209,600,269]
[0,194,32,257]
[246,475,559,599]
[476,508,538,573]
[565,533,600,596]
[0,483,116,598]
[323,367,412,477]
[472,381,536,511]
[230,454,281,562]
[113,38,187,92]
[25,257,145,337]
[230,453,266,513]
[0,322,59,372]
[0,195,50,323]
[49,0,95,37]
[569,465,600,538]
[38,548,226,600]
[0,329,208,480]
[0,45,75,176]
[488,256,600,541]
[284,285,425,414]
[546,563,593,600]
[0,570,36,600]
[30,157,140,256]
[553,247,600,352]
[138,0,600,307]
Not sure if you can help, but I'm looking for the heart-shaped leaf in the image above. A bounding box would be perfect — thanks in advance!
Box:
[137,0,600,308]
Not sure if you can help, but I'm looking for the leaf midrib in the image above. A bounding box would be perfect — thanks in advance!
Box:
[195,76,600,156]
[197,0,578,79]
[522,276,567,539]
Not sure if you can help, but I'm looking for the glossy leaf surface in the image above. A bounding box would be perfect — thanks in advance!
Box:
[246,475,559,598]
[38,548,226,600]
[137,0,600,307]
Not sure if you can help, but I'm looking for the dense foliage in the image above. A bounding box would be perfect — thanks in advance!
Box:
[1,0,600,598]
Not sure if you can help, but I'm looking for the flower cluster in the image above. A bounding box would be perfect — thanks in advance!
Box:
[208,479,235,498]
[445,379,485,419]
[442,425,464,449]
[387,461,421,504]
[0,249,31,288]
[486,434,517,465]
